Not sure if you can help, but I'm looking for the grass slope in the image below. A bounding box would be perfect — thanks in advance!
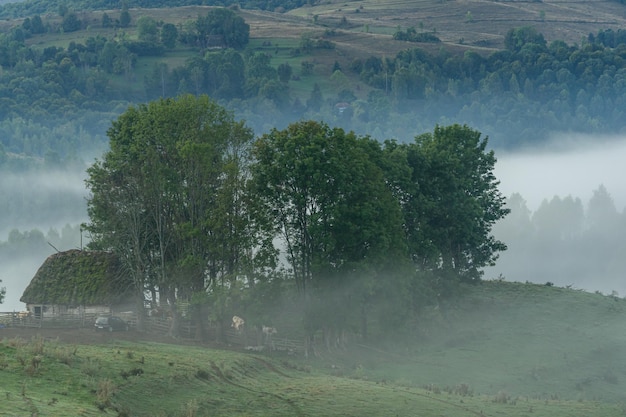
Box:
[3,281,626,416]
[325,281,626,405]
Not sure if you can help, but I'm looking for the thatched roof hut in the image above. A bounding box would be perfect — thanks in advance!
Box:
[21,249,133,308]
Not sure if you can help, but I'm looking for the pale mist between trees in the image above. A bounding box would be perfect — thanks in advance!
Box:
[487,133,626,296]
[1,132,626,311]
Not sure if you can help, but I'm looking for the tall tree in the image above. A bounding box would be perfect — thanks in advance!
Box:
[160,23,178,49]
[251,121,408,350]
[397,124,509,286]
[86,156,152,330]
[119,1,131,28]
[136,16,158,43]
[85,95,256,340]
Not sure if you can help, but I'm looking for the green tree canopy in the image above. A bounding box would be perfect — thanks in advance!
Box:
[251,120,410,343]
[85,94,256,339]
[196,8,249,49]
[160,22,178,48]
[386,124,509,286]
[136,16,158,43]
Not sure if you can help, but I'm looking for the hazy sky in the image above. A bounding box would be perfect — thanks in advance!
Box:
[494,134,626,212]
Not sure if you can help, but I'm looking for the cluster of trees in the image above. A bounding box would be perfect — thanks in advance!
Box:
[0,7,250,160]
[591,28,626,48]
[492,187,626,294]
[0,225,82,262]
[348,26,626,145]
[0,0,309,20]
[0,153,88,239]
[0,224,82,309]
[85,95,508,345]
[4,8,626,165]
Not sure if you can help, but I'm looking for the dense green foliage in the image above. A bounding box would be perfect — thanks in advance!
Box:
[386,125,509,285]
[85,94,257,337]
[195,7,249,49]
[251,121,411,342]
[85,95,508,342]
[393,27,440,43]
[349,26,626,146]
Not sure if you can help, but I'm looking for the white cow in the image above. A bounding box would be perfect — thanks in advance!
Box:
[262,325,277,349]
[231,315,245,331]
[262,325,277,337]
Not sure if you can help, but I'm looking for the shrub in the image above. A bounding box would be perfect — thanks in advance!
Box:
[96,378,116,407]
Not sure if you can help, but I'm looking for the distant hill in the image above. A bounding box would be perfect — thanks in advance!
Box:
[2,0,626,52]
[275,0,626,54]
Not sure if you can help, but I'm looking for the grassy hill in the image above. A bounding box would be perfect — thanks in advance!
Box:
[345,280,626,404]
[3,280,626,416]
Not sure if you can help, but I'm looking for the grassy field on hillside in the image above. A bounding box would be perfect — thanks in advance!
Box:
[323,281,626,405]
[3,281,626,416]
[7,0,626,105]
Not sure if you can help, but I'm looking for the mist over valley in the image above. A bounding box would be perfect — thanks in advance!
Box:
[0,167,88,311]
[2,132,625,311]
[489,134,626,296]
[495,134,626,211]
[2,0,626,414]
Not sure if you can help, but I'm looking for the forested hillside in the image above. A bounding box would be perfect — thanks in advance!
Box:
[0,0,625,163]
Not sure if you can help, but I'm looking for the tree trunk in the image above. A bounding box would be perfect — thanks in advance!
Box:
[194,304,208,342]
[135,292,145,332]
[360,303,368,341]
[166,289,180,338]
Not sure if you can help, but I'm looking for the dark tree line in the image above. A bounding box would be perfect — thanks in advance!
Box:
[0,8,250,160]
[343,26,626,146]
[85,95,508,347]
[5,17,626,164]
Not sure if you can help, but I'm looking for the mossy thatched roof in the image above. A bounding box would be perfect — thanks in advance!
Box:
[21,249,133,306]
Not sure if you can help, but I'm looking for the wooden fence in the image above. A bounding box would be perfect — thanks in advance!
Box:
[0,312,306,355]
[0,312,106,329]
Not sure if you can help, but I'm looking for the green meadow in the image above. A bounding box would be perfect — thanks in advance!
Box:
[3,281,626,416]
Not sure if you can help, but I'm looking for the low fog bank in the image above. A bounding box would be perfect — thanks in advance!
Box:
[0,169,89,241]
[0,167,88,311]
[487,133,626,295]
[0,253,52,311]
[0,224,83,311]
[494,133,626,211]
